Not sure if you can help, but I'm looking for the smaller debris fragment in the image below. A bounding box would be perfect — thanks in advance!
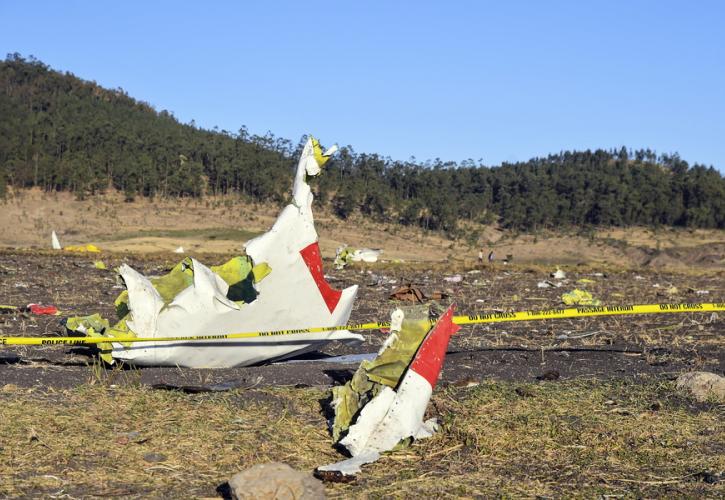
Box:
[93,261,107,270]
[26,304,59,315]
[388,286,448,303]
[537,280,559,289]
[50,231,99,252]
[51,231,61,250]
[319,305,459,476]
[551,268,566,280]
[389,285,425,302]
[443,274,463,283]
[353,248,382,263]
[561,289,600,306]
[228,462,325,500]
[173,246,185,254]
[0,304,59,315]
[64,244,101,253]
[676,372,725,403]
[334,245,383,269]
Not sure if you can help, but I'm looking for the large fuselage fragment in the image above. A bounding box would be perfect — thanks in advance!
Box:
[104,137,360,368]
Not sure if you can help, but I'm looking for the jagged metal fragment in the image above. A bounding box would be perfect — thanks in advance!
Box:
[67,137,361,368]
[319,304,459,475]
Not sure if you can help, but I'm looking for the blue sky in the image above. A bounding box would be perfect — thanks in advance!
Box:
[1,1,723,172]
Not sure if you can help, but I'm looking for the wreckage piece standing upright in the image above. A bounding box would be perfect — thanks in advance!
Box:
[71,137,360,368]
[319,305,460,476]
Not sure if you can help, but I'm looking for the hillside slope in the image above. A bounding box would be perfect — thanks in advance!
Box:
[2,188,723,269]
[1,54,724,233]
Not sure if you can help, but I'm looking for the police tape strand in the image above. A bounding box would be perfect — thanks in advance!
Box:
[0,302,722,346]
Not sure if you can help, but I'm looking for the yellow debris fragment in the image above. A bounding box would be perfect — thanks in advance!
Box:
[561,289,601,306]
[64,244,101,253]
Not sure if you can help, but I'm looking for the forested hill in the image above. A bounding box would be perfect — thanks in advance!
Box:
[1,54,724,233]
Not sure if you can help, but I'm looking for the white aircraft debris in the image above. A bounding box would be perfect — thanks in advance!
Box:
[66,137,361,368]
[317,304,459,476]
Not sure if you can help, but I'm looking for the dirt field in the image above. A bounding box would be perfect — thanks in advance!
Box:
[2,188,725,268]
[0,248,723,497]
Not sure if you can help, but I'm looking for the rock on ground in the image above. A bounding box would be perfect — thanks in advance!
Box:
[228,462,325,500]
[676,371,725,403]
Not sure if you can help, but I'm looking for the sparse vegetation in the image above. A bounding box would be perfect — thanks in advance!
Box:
[0,380,722,497]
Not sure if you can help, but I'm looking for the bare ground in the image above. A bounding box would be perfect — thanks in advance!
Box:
[0,250,723,389]
[0,213,724,496]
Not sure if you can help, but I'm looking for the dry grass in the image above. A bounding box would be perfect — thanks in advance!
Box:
[0,210,723,497]
[2,187,724,267]
[1,378,722,498]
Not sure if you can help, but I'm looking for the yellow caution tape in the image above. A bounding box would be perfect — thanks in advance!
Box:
[455,302,723,325]
[0,303,721,347]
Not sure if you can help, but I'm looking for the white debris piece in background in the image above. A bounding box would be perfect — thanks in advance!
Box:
[334,246,383,269]
[51,231,61,250]
[551,268,566,280]
[351,248,382,263]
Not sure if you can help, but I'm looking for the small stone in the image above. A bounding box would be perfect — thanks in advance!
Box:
[143,452,167,463]
[228,462,325,500]
[676,372,725,403]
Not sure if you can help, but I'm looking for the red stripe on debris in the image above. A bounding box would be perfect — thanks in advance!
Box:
[300,242,343,313]
[409,305,459,389]
[27,304,59,315]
